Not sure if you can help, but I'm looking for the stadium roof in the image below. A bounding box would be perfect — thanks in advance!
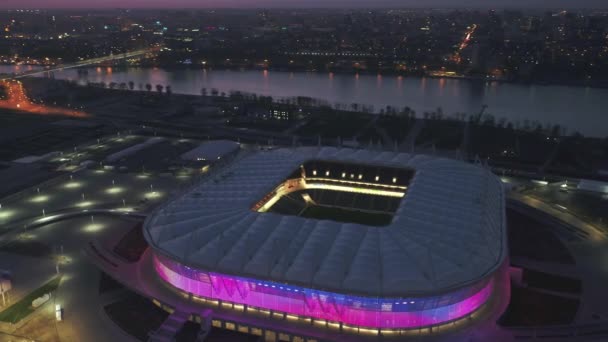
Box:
[144,147,506,298]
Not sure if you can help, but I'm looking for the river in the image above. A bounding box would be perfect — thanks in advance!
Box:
[1,65,607,138]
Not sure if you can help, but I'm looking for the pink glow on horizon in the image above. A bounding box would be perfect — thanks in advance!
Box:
[154,255,493,329]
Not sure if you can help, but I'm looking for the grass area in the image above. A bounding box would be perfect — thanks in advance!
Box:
[0,276,62,323]
[296,112,372,139]
[99,272,125,294]
[112,222,148,263]
[471,125,516,160]
[523,269,582,294]
[498,285,579,327]
[415,119,464,149]
[507,208,575,264]
[358,116,414,144]
[301,205,393,226]
[104,290,168,341]
[0,240,52,258]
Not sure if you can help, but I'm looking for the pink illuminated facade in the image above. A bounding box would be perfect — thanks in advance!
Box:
[154,254,494,329]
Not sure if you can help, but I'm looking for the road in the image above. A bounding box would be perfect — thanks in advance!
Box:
[0,79,88,117]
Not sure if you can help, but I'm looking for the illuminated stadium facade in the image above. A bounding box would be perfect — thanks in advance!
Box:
[144,147,507,332]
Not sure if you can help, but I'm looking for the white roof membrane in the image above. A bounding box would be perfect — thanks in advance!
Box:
[145,147,506,297]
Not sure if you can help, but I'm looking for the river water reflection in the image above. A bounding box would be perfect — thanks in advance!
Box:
[1,65,606,138]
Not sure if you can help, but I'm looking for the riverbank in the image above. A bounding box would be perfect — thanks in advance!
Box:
[4,67,608,138]
[5,63,608,90]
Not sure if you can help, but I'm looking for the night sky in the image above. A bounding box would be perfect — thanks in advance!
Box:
[1,0,608,9]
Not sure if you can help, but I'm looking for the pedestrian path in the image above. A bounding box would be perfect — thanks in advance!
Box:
[148,310,189,342]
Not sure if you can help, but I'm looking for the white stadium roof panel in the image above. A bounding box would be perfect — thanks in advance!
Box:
[145,147,506,297]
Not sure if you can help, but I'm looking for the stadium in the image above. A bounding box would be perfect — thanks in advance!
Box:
[143,147,507,332]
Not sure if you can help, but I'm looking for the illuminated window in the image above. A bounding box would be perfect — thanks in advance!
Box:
[212,320,222,328]
[265,331,277,341]
[225,322,236,330]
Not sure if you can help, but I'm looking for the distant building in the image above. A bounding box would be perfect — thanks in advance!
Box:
[245,104,299,121]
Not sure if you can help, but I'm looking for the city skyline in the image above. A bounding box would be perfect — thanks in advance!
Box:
[2,0,608,9]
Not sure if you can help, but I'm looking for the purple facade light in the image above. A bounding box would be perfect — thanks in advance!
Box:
[154,254,493,329]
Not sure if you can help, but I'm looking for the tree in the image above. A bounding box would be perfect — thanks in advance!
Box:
[166,85,172,96]
[109,82,117,90]
[118,82,127,90]
[497,118,506,128]
[145,84,152,92]
[436,107,443,120]
[211,88,219,96]
[128,81,135,91]
[482,114,495,126]
[201,87,207,96]
[156,84,164,94]
[551,124,562,137]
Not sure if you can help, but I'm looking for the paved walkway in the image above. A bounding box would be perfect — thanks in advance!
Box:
[148,310,189,342]
[509,192,606,242]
